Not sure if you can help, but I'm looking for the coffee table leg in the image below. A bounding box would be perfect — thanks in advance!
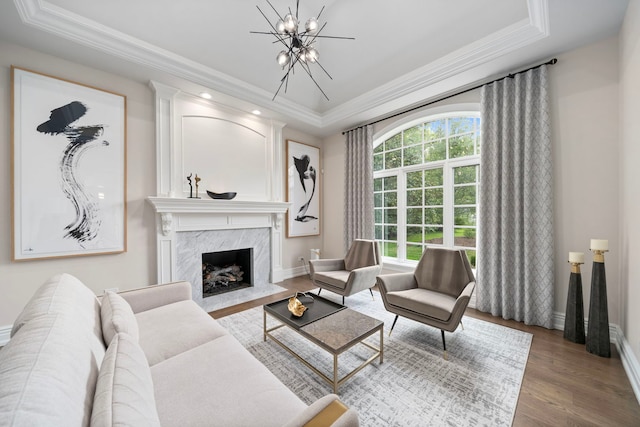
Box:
[333,354,338,393]
[380,327,384,364]
[263,309,266,342]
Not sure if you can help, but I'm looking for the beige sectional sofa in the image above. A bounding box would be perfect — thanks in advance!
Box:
[0,273,358,426]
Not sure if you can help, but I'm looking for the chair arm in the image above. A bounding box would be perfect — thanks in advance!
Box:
[447,281,476,328]
[117,281,192,314]
[283,394,359,427]
[376,272,416,294]
[309,259,346,274]
[344,265,382,295]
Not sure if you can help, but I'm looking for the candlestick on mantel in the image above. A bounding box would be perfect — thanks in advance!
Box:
[564,252,585,343]
[586,240,611,357]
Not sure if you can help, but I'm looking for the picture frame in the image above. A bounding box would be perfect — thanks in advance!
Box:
[286,140,321,237]
[11,67,127,260]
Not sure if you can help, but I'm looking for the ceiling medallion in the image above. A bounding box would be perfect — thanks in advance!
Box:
[251,0,354,101]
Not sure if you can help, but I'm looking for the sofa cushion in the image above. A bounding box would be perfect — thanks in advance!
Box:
[313,270,351,290]
[0,313,104,427]
[91,333,160,427]
[101,291,139,345]
[150,334,306,427]
[11,273,102,338]
[385,288,457,321]
[135,300,229,366]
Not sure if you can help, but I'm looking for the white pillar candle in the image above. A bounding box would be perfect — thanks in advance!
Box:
[569,252,584,263]
[590,239,609,251]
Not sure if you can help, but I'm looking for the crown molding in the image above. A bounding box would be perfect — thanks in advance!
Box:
[14,0,549,132]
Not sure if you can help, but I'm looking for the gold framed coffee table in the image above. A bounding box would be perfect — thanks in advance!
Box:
[263,295,383,393]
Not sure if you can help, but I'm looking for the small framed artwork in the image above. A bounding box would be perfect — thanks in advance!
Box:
[286,140,320,237]
[11,67,127,260]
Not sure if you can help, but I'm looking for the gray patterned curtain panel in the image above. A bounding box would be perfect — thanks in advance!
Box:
[344,125,374,251]
[477,65,554,329]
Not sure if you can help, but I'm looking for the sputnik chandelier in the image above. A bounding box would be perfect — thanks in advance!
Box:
[251,0,354,101]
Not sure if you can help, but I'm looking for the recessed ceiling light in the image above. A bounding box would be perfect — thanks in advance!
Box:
[199,92,212,99]
[251,109,262,115]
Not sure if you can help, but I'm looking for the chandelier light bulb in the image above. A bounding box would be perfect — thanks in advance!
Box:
[305,17,318,33]
[276,50,291,67]
[275,19,286,33]
[305,47,319,63]
[283,13,298,32]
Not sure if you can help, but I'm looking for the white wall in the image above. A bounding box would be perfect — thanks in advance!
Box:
[620,1,640,367]
[321,37,622,324]
[0,40,157,326]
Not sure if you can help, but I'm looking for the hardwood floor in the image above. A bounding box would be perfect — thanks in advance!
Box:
[209,276,640,426]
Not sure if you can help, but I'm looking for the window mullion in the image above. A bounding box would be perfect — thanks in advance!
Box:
[397,171,407,261]
[443,163,454,247]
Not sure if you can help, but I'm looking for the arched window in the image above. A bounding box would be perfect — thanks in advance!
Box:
[373,110,480,267]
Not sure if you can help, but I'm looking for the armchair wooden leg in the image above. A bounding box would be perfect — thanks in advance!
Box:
[441,330,448,360]
[317,289,322,296]
[460,320,464,331]
[369,288,374,300]
[342,296,345,305]
[389,315,399,337]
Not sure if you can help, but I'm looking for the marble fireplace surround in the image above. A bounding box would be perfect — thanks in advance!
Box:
[147,81,291,311]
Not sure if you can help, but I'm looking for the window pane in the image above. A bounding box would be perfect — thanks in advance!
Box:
[455,228,476,247]
[383,176,397,190]
[465,250,477,268]
[384,192,397,207]
[454,165,477,184]
[406,189,423,206]
[449,134,475,158]
[375,225,383,240]
[403,125,422,146]
[424,227,443,244]
[374,143,384,154]
[454,185,476,204]
[424,208,443,225]
[374,193,382,207]
[424,140,446,162]
[449,117,474,135]
[384,226,397,241]
[374,154,383,171]
[454,207,476,226]
[384,208,397,223]
[403,145,422,166]
[385,150,401,169]
[374,178,382,192]
[406,171,422,188]
[406,208,422,224]
[383,241,397,257]
[425,120,445,141]
[406,244,423,261]
[374,209,382,223]
[425,188,443,205]
[385,134,402,150]
[406,226,422,243]
[424,168,443,186]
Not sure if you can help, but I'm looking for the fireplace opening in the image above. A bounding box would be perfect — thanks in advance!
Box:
[202,248,253,298]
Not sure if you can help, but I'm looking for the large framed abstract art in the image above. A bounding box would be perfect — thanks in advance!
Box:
[286,140,320,237]
[11,67,127,260]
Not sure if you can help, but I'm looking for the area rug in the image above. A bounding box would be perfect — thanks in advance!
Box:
[216,290,532,426]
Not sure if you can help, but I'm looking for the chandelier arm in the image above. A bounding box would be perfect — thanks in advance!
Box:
[298,61,330,101]
[310,35,356,40]
[273,64,294,101]
[314,59,333,80]
[296,0,299,20]
[265,0,284,20]
[316,6,325,21]
[256,6,281,34]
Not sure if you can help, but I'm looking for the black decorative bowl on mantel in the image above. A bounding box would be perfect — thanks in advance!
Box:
[206,191,237,200]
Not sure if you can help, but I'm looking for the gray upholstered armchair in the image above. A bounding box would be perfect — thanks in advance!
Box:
[377,247,475,359]
[309,239,382,304]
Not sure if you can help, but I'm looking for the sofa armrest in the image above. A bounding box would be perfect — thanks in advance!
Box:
[344,264,382,295]
[118,281,192,314]
[283,394,359,427]
[309,259,346,274]
[376,272,416,294]
[447,281,476,329]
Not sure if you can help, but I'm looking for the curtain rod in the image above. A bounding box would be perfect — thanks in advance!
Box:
[341,58,558,135]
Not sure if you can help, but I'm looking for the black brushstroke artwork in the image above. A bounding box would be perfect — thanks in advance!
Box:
[293,154,318,223]
[37,101,107,246]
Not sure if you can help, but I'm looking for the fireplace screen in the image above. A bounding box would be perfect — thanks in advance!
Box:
[202,248,253,297]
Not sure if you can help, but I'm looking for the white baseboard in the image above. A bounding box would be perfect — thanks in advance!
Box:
[553,311,640,404]
[0,325,11,347]
[279,265,308,281]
